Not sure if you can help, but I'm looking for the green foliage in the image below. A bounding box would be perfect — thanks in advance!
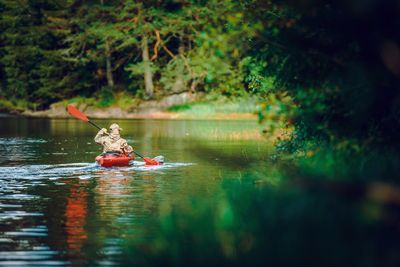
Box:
[113,92,137,109]
[159,56,190,93]
[62,96,98,107]
[167,103,191,112]
[0,97,34,111]
[257,92,294,143]
[245,0,400,149]
[167,97,259,115]
[0,98,14,111]
[0,0,76,108]
[125,62,159,80]
[240,56,275,95]
[0,0,266,109]
[97,86,114,108]
[62,91,135,109]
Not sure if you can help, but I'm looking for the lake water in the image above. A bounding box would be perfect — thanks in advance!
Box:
[1,116,400,266]
[0,117,271,266]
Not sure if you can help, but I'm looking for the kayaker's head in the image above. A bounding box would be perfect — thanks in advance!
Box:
[109,123,122,135]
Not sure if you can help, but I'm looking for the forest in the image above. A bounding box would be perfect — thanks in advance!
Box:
[1,0,400,161]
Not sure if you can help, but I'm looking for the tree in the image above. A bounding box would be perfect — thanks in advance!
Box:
[242,0,400,147]
[64,1,127,92]
[121,1,164,99]
[0,0,73,108]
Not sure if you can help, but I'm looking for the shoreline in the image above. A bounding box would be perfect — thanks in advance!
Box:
[15,96,259,120]
[22,110,257,120]
[1,109,257,121]
[1,93,260,120]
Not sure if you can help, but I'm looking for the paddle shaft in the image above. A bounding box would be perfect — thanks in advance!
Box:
[88,120,102,131]
[88,119,146,159]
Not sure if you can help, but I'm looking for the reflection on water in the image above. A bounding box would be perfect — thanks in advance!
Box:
[2,117,400,265]
[0,117,267,265]
[0,162,60,265]
[64,180,88,261]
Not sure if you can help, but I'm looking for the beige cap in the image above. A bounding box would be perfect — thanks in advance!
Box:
[109,123,123,131]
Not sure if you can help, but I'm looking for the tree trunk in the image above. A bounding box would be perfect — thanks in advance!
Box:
[172,43,185,93]
[142,35,154,98]
[105,40,114,87]
[100,0,114,88]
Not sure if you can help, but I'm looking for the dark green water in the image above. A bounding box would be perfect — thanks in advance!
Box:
[2,117,400,266]
[0,117,270,266]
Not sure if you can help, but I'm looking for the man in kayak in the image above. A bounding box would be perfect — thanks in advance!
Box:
[94,123,133,155]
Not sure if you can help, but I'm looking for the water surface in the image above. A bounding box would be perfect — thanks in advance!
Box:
[2,117,400,266]
[0,117,268,266]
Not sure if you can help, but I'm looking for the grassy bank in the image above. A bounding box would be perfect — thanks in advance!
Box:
[167,98,258,116]
[8,92,261,120]
[0,98,33,113]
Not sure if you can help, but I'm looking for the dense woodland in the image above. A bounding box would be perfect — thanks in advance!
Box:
[1,0,400,153]
[0,0,263,106]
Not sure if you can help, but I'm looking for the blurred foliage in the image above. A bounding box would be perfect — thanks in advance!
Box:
[258,92,294,141]
[119,171,400,266]
[240,56,274,95]
[242,0,400,150]
[0,98,14,111]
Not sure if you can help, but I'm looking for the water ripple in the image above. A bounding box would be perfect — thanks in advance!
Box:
[0,260,65,266]
[0,161,192,180]
[0,154,193,266]
[0,138,48,145]
[0,163,97,180]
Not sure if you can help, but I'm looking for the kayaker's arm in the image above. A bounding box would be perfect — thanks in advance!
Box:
[123,145,133,154]
[120,139,133,154]
[94,128,108,145]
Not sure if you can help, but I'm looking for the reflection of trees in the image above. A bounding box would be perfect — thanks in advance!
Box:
[103,120,263,142]
[142,174,157,211]
[130,120,263,141]
[121,177,400,267]
[0,117,51,137]
[50,119,93,137]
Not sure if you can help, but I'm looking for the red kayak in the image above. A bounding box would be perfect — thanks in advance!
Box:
[95,154,134,167]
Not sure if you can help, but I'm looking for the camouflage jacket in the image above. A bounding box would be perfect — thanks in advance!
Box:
[94,130,133,154]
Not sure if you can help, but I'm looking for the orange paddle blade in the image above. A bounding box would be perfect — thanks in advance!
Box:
[143,157,160,165]
[67,104,89,122]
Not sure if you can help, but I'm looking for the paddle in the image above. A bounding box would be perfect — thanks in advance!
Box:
[66,104,160,165]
